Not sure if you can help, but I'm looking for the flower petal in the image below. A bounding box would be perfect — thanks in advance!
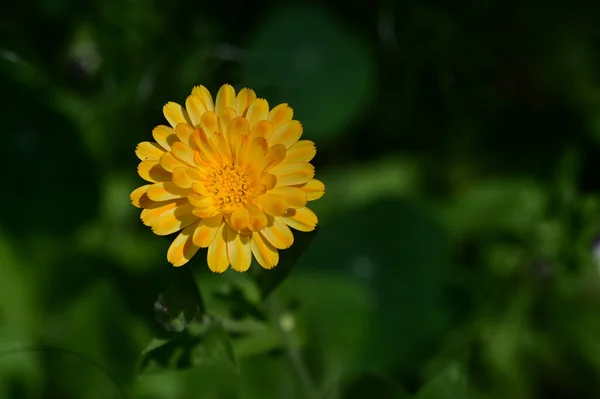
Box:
[251,232,279,269]
[255,193,287,216]
[262,144,286,171]
[268,187,307,209]
[175,123,195,146]
[260,174,277,190]
[201,111,219,136]
[130,185,153,208]
[246,98,269,126]
[269,120,302,148]
[135,142,165,161]
[207,222,229,273]
[172,167,195,189]
[163,102,191,128]
[270,162,315,186]
[247,205,268,232]
[281,207,318,232]
[215,84,236,116]
[296,179,325,201]
[228,117,250,155]
[250,120,273,141]
[236,88,257,116]
[218,107,237,138]
[286,140,316,163]
[230,206,250,231]
[268,103,294,131]
[141,199,186,226]
[171,141,196,166]
[191,85,214,111]
[192,214,223,247]
[152,201,197,236]
[153,125,178,151]
[138,160,171,183]
[185,95,208,127]
[167,220,201,267]
[147,182,192,201]
[160,152,186,172]
[226,226,252,272]
[261,217,294,249]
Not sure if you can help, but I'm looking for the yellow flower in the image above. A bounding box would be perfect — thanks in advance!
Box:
[130,84,325,272]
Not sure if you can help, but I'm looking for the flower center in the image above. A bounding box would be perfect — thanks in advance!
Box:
[205,163,250,212]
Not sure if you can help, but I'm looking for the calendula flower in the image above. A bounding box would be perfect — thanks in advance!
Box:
[131,84,325,272]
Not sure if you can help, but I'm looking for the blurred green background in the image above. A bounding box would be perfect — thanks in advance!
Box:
[3,1,600,398]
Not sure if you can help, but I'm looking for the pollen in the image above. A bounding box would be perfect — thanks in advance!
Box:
[205,163,251,211]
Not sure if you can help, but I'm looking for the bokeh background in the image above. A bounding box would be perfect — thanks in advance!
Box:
[3,1,600,398]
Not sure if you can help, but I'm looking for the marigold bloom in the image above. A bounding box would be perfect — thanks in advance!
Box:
[130,84,325,272]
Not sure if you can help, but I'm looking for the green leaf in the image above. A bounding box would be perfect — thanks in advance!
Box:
[192,320,236,369]
[415,361,469,399]
[254,228,319,300]
[153,266,205,334]
[242,4,375,141]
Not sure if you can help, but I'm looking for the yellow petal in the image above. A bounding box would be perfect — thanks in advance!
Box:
[213,132,232,161]
[230,206,250,231]
[185,95,208,127]
[138,160,171,183]
[262,144,286,171]
[296,179,325,201]
[171,141,196,166]
[236,88,257,116]
[188,193,214,209]
[286,140,316,163]
[192,214,223,247]
[247,205,268,232]
[246,137,268,173]
[218,107,237,138]
[281,207,318,232]
[201,111,219,135]
[175,123,195,146]
[147,182,191,201]
[130,185,153,208]
[246,98,269,126]
[192,85,215,111]
[270,162,315,186]
[167,220,201,267]
[255,193,287,217]
[260,174,277,190]
[141,200,184,226]
[172,167,195,189]
[193,208,219,218]
[192,128,220,163]
[163,102,191,128]
[207,222,229,273]
[261,217,294,249]
[270,120,302,148]
[192,181,212,196]
[135,142,165,161]
[226,226,252,272]
[160,152,186,172]
[152,125,178,151]
[268,186,307,209]
[268,103,294,131]
[152,201,197,236]
[250,120,273,141]
[228,116,250,155]
[251,232,279,269]
[215,84,236,116]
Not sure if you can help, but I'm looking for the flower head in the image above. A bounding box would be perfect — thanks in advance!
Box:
[131,84,325,272]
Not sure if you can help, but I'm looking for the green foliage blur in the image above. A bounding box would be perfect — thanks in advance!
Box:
[3,1,600,398]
